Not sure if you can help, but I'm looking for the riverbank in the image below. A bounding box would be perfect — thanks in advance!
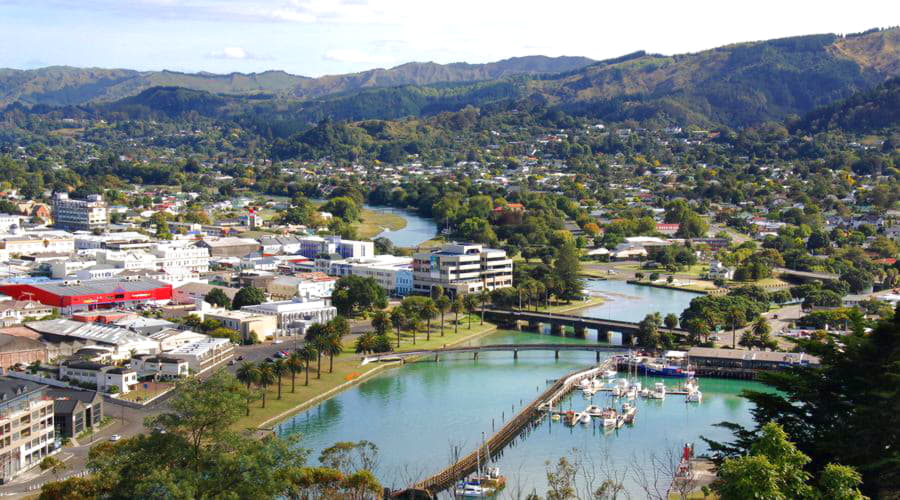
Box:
[353,209,407,239]
[626,279,716,294]
[238,315,498,430]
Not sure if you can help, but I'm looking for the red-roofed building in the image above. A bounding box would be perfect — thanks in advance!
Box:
[0,278,172,314]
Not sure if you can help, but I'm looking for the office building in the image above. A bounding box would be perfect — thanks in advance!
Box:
[412,243,513,296]
[52,193,108,231]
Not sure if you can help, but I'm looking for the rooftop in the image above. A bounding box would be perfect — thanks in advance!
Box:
[22,278,169,297]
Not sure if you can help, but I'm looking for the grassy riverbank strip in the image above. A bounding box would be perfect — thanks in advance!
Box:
[353,209,407,239]
[239,316,498,431]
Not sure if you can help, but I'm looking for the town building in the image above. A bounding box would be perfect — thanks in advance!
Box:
[0,215,25,233]
[166,338,234,372]
[0,301,54,327]
[130,355,190,379]
[297,236,374,260]
[0,278,173,315]
[197,237,260,258]
[412,243,513,296]
[59,361,138,394]
[23,319,159,360]
[172,283,240,306]
[0,232,75,257]
[707,260,735,280]
[324,255,413,297]
[0,334,46,370]
[52,193,108,231]
[242,296,337,335]
[146,328,208,352]
[199,308,278,342]
[47,388,103,439]
[266,273,336,299]
[0,378,56,482]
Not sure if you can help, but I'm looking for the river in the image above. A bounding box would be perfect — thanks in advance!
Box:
[363,203,438,248]
[277,282,762,496]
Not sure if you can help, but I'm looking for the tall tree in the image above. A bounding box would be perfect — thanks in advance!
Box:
[286,353,304,393]
[204,288,231,309]
[304,323,331,380]
[272,359,287,400]
[451,295,464,334]
[232,286,266,310]
[436,295,451,336]
[256,363,276,408]
[553,242,584,301]
[235,362,259,415]
[390,307,406,348]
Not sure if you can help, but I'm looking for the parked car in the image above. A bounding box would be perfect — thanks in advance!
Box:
[109,434,122,442]
[274,351,288,359]
[709,335,721,341]
[236,355,244,361]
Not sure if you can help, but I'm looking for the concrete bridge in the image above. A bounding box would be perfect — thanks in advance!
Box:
[361,343,627,365]
[482,309,687,343]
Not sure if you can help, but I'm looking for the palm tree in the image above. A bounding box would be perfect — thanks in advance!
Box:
[286,353,304,393]
[272,359,287,400]
[727,306,745,349]
[355,332,376,354]
[477,289,490,325]
[531,282,545,312]
[297,345,316,386]
[305,323,331,379]
[235,362,259,415]
[256,363,275,408]
[464,294,479,329]
[422,299,438,342]
[390,307,406,348]
[451,295,464,334]
[436,295,451,336]
[370,310,392,337]
[324,330,343,373]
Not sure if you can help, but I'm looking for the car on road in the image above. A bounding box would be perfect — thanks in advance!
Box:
[109,434,122,442]
[236,355,244,361]
[273,340,284,344]
[709,335,721,341]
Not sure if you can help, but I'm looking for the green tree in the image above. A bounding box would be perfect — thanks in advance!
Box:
[436,295,451,336]
[637,312,662,350]
[331,276,388,317]
[272,359,287,400]
[370,310,392,337]
[664,313,679,330]
[286,353,304,394]
[451,295,464,334]
[421,299,438,341]
[390,307,406,348]
[554,242,584,301]
[464,294,478,329]
[235,362,259,415]
[203,288,231,309]
[232,286,266,309]
[304,323,331,379]
[256,363,276,408]
[297,345,316,386]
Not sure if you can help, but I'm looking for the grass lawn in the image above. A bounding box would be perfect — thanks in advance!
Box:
[118,382,174,403]
[409,236,445,249]
[234,315,497,430]
[510,296,606,314]
[353,209,407,240]
[728,277,789,289]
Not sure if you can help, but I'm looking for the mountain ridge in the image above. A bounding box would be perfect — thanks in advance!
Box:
[0,55,596,106]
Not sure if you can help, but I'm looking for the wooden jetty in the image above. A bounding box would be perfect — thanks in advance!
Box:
[392,359,615,498]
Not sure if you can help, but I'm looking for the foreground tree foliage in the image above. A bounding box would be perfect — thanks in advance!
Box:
[38,371,382,500]
[714,422,866,500]
[707,305,900,498]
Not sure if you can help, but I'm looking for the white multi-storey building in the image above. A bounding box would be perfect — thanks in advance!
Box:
[242,296,337,335]
[325,255,414,297]
[150,243,210,274]
[0,378,57,482]
[52,193,108,231]
[412,243,513,297]
[297,236,373,259]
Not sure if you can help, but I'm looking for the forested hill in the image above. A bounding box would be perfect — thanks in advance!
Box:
[0,55,595,107]
[795,77,900,134]
[5,28,899,129]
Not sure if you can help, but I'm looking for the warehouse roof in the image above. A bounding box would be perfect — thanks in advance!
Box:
[23,278,169,297]
[25,319,156,347]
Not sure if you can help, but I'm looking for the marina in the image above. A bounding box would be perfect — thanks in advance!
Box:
[277,282,767,496]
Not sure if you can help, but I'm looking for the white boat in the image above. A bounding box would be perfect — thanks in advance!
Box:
[650,382,666,399]
[639,388,650,398]
[602,369,617,378]
[455,481,495,497]
[578,378,592,390]
[610,378,629,397]
[615,416,625,428]
[579,412,591,424]
[625,386,637,399]
[685,390,703,403]
[584,405,604,417]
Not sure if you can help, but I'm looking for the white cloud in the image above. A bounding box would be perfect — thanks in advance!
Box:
[323,48,393,65]
[207,46,271,60]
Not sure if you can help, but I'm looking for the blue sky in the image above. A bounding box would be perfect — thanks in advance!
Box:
[1,0,897,77]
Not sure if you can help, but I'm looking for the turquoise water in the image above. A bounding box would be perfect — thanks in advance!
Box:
[363,203,437,248]
[276,282,761,496]
[581,278,703,323]
[277,330,762,494]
